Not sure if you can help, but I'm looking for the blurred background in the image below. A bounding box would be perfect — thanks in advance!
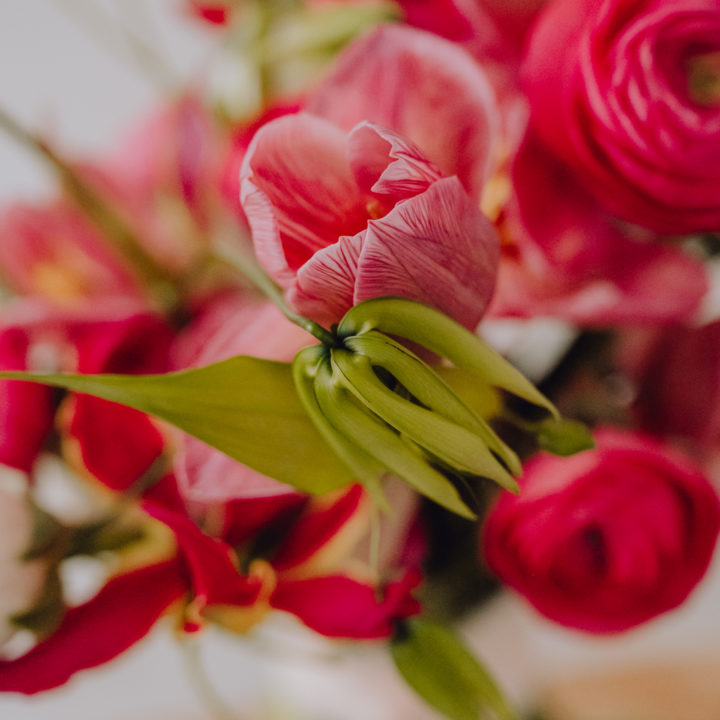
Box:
[1,3,720,719]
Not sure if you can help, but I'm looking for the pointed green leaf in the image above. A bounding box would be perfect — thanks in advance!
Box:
[345,332,521,476]
[293,345,389,509]
[331,349,517,492]
[339,298,558,417]
[391,618,519,720]
[0,357,354,495]
[536,417,595,457]
[313,362,475,519]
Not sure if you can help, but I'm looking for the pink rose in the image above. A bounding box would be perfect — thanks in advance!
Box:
[488,130,709,325]
[483,428,720,633]
[524,0,720,233]
[241,114,499,330]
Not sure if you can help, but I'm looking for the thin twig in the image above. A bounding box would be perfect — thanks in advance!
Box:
[216,241,337,346]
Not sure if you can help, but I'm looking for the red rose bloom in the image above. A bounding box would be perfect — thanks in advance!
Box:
[483,428,720,633]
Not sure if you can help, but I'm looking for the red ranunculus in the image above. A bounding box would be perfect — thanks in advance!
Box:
[524,0,720,234]
[483,428,720,633]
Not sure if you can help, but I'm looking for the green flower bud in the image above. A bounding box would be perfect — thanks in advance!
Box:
[293,298,559,518]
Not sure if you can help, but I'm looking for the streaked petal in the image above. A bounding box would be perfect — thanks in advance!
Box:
[240,113,368,286]
[348,122,442,201]
[355,177,499,330]
[289,231,365,328]
[307,25,499,199]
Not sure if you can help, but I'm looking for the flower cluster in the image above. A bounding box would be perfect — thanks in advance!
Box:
[0,0,719,718]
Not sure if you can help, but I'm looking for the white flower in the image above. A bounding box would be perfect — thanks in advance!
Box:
[0,467,46,647]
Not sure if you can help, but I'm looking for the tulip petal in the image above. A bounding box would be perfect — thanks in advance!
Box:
[289,231,364,328]
[355,177,499,331]
[307,25,499,199]
[347,122,442,201]
[0,561,184,694]
[240,114,369,286]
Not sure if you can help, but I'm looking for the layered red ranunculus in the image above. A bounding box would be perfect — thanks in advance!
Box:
[483,428,720,633]
[241,114,499,330]
[524,0,720,233]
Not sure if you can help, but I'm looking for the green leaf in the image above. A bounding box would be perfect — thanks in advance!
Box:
[313,361,475,519]
[345,332,521,477]
[331,349,517,492]
[536,418,595,457]
[391,618,519,720]
[0,357,353,495]
[339,298,558,418]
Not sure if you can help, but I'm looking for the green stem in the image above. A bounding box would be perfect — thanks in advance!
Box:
[216,242,337,346]
[180,638,239,720]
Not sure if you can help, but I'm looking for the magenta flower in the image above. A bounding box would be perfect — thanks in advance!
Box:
[241,114,499,330]
[524,0,720,233]
[483,428,720,633]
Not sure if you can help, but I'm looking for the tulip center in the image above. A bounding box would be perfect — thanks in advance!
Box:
[687,51,720,107]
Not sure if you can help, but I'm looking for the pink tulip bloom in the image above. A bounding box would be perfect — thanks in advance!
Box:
[241,114,499,330]
[306,24,500,200]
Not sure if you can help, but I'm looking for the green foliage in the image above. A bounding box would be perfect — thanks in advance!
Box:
[536,417,595,457]
[391,618,519,720]
[0,356,354,496]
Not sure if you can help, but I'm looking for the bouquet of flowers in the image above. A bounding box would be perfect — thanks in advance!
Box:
[1,1,719,718]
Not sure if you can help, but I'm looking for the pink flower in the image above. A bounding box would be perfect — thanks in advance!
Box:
[483,428,720,633]
[305,24,499,201]
[488,130,709,324]
[241,114,499,330]
[172,293,312,502]
[0,202,143,307]
[524,0,720,234]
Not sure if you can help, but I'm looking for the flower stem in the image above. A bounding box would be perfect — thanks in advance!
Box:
[180,637,239,720]
[216,241,337,346]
